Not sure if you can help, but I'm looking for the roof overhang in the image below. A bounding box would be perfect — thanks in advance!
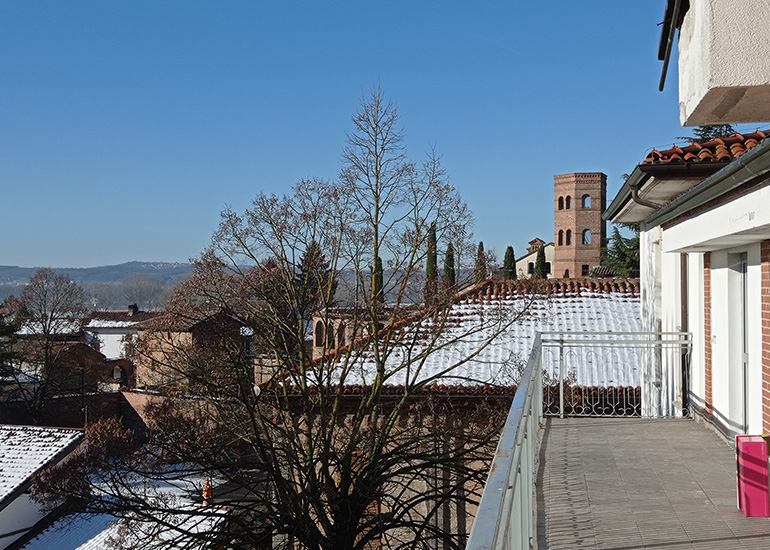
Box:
[603,161,724,224]
[646,136,770,228]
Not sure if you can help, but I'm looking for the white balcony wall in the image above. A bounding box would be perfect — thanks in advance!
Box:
[678,0,770,125]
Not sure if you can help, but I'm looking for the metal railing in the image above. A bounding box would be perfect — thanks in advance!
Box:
[541,331,691,418]
[466,331,692,550]
[465,334,543,550]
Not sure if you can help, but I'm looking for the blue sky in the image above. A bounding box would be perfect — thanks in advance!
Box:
[0,2,759,268]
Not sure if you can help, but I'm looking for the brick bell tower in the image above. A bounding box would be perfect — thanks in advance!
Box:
[553,172,606,278]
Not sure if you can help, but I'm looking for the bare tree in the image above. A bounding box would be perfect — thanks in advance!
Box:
[35,88,531,549]
[83,281,122,310]
[3,268,88,423]
[121,274,170,310]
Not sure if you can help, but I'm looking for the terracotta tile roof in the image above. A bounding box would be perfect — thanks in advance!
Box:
[278,383,516,396]
[642,130,770,165]
[298,278,641,390]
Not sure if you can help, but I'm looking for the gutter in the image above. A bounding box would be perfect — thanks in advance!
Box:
[603,161,720,222]
[603,166,646,222]
[645,137,770,227]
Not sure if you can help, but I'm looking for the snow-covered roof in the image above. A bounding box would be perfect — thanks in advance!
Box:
[0,425,83,510]
[333,280,641,388]
[19,466,223,550]
[17,320,83,336]
[85,320,136,329]
[19,508,223,550]
[85,310,160,330]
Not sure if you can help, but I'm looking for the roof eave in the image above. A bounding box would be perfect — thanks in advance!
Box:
[604,161,729,224]
[0,430,83,513]
[645,137,770,228]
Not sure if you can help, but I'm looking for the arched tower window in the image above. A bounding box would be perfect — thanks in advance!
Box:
[582,194,591,208]
[337,323,346,347]
[566,230,572,245]
[558,230,564,246]
[582,229,591,244]
[558,197,564,210]
[314,321,325,347]
[565,196,572,209]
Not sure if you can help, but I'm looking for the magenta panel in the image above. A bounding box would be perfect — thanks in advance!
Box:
[737,435,770,517]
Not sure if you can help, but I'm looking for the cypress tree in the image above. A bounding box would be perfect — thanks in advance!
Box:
[0,315,17,378]
[442,243,456,291]
[372,256,384,303]
[474,241,487,283]
[425,222,438,304]
[503,246,516,280]
[534,245,547,279]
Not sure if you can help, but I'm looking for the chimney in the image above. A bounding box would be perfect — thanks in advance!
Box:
[128,304,139,316]
[202,477,213,505]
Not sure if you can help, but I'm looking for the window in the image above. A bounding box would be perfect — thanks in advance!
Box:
[563,269,570,278]
[566,230,572,245]
[315,321,324,347]
[565,195,572,209]
[558,230,564,246]
[558,196,564,210]
[582,229,591,244]
[528,262,534,274]
[581,264,590,276]
[545,262,551,274]
[582,194,591,208]
[337,323,346,347]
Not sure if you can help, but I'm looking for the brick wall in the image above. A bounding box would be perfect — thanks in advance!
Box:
[704,252,712,415]
[762,241,770,432]
[0,392,123,427]
[553,173,606,278]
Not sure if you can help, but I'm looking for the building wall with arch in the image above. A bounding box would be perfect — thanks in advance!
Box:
[553,172,606,278]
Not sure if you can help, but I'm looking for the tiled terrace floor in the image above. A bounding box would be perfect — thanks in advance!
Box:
[537,418,770,549]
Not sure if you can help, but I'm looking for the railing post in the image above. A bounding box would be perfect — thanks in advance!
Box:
[559,336,564,418]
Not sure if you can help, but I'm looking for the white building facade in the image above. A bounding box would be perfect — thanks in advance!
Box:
[606,132,770,436]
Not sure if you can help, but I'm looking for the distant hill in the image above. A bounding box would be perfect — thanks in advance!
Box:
[0,262,194,285]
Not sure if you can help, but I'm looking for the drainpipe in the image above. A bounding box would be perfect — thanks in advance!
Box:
[629,180,663,211]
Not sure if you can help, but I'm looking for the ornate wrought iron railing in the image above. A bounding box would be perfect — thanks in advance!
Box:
[540,331,692,418]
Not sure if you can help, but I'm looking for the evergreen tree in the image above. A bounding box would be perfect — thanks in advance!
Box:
[0,312,17,378]
[442,243,456,291]
[533,245,547,279]
[678,124,736,143]
[474,241,487,283]
[503,246,516,280]
[371,255,384,303]
[601,225,640,278]
[296,240,336,317]
[424,222,438,304]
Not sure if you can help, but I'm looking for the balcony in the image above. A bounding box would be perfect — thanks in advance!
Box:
[467,332,770,549]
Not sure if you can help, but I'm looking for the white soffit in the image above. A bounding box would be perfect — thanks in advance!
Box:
[613,177,702,223]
